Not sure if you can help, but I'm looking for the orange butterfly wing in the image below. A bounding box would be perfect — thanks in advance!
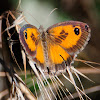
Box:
[19,24,44,63]
[47,21,91,66]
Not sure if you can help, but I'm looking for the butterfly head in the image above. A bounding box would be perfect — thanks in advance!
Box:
[38,25,47,41]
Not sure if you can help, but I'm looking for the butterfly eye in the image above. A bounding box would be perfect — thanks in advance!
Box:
[74,28,79,35]
[24,32,27,39]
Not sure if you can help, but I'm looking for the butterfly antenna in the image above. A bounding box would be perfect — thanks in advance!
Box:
[43,8,58,26]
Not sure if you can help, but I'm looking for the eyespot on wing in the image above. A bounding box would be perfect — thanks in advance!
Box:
[19,24,40,57]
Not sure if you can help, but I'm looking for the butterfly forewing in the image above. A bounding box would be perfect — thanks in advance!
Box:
[47,21,91,55]
[19,24,41,57]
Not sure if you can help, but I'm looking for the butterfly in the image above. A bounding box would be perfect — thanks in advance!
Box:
[19,21,91,74]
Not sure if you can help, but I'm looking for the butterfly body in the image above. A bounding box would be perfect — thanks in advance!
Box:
[39,25,50,69]
[19,21,91,74]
